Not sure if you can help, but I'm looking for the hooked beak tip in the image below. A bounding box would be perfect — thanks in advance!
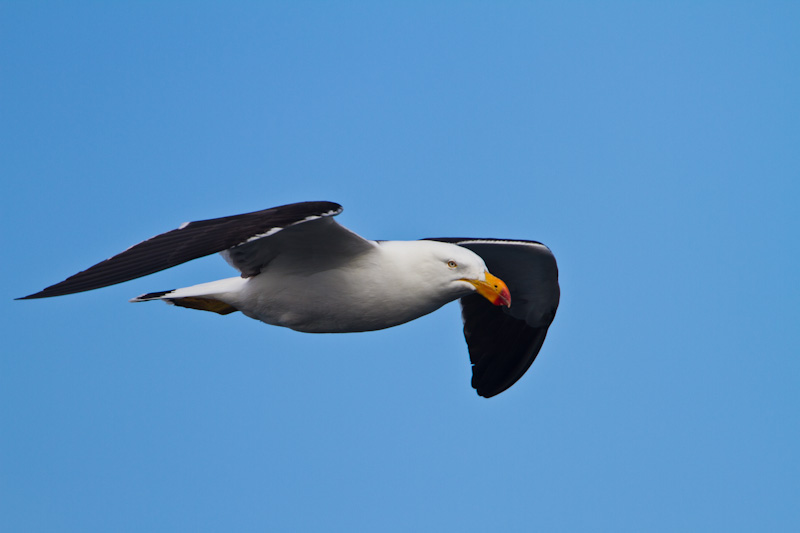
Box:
[467,271,511,308]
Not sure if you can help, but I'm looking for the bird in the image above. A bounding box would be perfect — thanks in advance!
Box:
[18,201,560,397]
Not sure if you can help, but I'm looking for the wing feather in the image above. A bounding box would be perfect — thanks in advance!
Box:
[19,201,344,299]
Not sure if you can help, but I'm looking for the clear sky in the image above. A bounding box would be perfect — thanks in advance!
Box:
[2,2,798,531]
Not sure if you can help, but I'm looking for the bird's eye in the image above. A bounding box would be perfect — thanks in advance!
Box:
[447,260,458,268]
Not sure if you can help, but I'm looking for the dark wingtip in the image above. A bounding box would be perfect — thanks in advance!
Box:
[15,292,45,300]
[14,285,87,300]
[474,386,502,399]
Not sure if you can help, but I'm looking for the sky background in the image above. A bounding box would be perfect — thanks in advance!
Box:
[2,2,798,531]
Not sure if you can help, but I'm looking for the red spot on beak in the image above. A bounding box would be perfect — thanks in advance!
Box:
[467,272,511,308]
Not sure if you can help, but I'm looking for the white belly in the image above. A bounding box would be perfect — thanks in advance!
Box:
[234,264,453,333]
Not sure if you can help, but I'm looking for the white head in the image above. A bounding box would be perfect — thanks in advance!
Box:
[380,240,511,307]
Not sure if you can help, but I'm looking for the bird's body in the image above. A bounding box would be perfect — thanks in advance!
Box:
[19,201,559,397]
[163,240,493,333]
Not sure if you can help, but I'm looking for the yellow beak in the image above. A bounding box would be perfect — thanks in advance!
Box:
[463,271,511,307]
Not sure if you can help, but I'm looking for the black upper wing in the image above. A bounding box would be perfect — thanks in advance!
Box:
[18,201,343,299]
[425,238,560,398]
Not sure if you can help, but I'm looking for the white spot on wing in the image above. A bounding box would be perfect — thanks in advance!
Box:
[242,226,283,244]
[234,209,341,247]
[178,221,190,230]
[454,239,552,251]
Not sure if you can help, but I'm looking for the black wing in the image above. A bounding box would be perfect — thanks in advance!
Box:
[426,238,560,398]
[18,201,344,299]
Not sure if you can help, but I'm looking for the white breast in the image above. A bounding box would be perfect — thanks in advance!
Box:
[233,242,470,333]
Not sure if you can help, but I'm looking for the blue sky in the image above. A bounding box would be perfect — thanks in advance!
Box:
[2,2,798,531]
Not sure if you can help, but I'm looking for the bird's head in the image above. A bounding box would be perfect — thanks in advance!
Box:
[413,241,512,308]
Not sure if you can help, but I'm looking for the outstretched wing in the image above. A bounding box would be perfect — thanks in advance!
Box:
[425,238,560,398]
[18,201,372,299]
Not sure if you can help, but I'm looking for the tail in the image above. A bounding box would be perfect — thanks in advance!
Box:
[130,277,246,316]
